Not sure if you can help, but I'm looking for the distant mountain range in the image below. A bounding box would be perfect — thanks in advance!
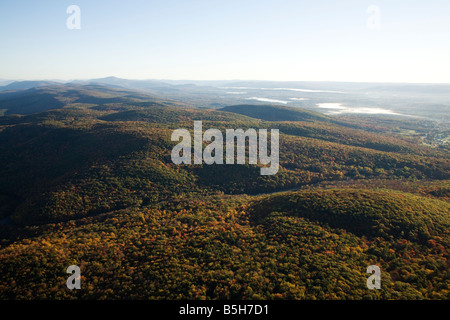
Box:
[2,77,450,93]
[0,79,14,86]
[0,80,61,91]
[1,77,449,120]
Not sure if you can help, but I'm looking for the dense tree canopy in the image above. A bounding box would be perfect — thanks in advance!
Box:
[0,104,448,299]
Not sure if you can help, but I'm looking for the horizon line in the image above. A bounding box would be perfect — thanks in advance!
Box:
[2,76,450,86]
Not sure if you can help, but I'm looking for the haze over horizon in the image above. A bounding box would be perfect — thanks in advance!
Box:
[3,75,450,85]
[1,0,450,83]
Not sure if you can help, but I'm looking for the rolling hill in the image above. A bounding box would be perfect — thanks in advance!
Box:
[221,104,331,122]
[249,189,450,242]
[0,83,183,115]
[0,96,448,300]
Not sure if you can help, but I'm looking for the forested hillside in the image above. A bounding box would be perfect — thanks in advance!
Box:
[0,95,448,299]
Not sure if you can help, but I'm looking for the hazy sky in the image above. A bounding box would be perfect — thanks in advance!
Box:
[1,0,449,83]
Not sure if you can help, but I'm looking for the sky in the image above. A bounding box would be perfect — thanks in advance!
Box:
[0,0,449,83]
